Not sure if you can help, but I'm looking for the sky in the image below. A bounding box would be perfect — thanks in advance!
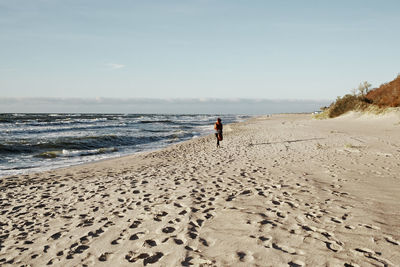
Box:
[0,97,330,114]
[0,0,399,113]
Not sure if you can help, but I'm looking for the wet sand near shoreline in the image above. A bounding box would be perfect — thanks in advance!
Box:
[1,113,399,266]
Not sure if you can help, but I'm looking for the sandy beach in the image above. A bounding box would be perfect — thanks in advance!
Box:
[1,113,399,266]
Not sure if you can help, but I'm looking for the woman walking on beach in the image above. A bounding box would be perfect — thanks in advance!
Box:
[214,118,223,147]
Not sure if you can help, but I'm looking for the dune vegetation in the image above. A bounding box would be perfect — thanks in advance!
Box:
[316,74,400,118]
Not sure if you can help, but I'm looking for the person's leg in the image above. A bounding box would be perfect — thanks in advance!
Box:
[215,133,219,147]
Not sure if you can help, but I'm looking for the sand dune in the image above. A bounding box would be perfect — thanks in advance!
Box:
[1,113,399,266]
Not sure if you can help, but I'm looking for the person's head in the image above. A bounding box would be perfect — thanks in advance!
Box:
[217,118,221,123]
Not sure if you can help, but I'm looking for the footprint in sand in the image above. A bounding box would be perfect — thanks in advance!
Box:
[384,236,399,246]
[98,252,113,262]
[330,217,343,224]
[181,256,194,266]
[144,239,157,247]
[129,220,142,229]
[236,251,246,261]
[359,223,380,230]
[125,251,149,263]
[272,243,296,254]
[289,260,305,267]
[174,238,184,245]
[325,241,342,252]
[354,248,394,266]
[161,226,176,234]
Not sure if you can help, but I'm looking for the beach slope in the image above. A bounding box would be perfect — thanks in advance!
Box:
[1,113,399,266]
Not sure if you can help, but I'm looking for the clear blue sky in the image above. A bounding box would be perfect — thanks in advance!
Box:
[1,0,399,101]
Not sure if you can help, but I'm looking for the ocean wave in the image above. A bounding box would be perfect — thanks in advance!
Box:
[140,129,169,133]
[0,113,122,123]
[0,133,179,155]
[35,147,118,158]
[139,120,174,124]
[2,122,130,135]
[0,113,246,177]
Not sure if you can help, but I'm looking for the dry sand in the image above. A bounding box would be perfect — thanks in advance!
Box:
[1,113,399,266]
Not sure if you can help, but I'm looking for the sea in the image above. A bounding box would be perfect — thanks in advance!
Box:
[0,113,250,177]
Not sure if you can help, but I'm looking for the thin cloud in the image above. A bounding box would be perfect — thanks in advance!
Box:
[106,63,125,69]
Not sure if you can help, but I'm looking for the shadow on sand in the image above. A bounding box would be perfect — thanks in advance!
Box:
[248,137,325,147]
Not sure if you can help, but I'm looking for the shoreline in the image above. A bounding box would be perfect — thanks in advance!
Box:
[1,113,399,266]
[2,116,253,181]
[0,114,253,179]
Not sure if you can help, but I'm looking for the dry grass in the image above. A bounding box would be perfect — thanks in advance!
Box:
[366,75,400,107]
[345,144,363,149]
[317,74,400,119]
[327,94,370,118]
[313,110,329,119]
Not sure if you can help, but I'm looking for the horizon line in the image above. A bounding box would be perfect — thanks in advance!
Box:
[0,96,332,103]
